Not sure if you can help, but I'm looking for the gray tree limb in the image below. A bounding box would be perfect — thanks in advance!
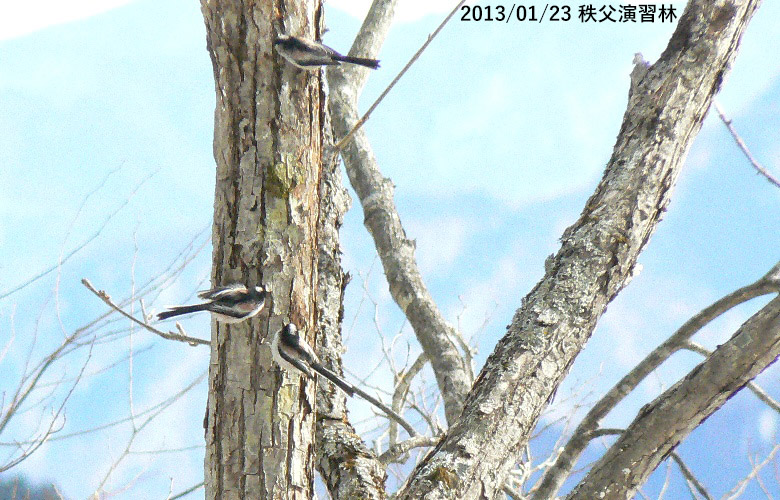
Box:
[395,1,762,497]
[713,101,780,188]
[567,295,780,499]
[327,0,472,424]
[533,261,780,499]
[683,339,780,413]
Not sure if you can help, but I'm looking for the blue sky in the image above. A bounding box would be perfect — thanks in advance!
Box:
[1,0,779,498]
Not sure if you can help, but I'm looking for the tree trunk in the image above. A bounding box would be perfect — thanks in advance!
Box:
[200,0,325,497]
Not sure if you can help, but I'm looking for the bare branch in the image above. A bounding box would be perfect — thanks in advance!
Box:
[129,445,204,455]
[713,101,780,188]
[658,459,672,500]
[683,340,780,413]
[169,482,205,500]
[1,331,75,436]
[333,0,468,150]
[91,367,206,497]
[1,342,93,472]
[533,261,780,499]
[81,279,209,346]
[0,370,206,446]
[328,4,472,424]
[0,226,208,487]
[0,168,157,300]
[670,452,713,500]
[390,353,427,446]
[568,295,780,498]
[723,445,780,500]
[396,2,763,497]
[455,297,486,383]
[0,306,16,365]
[379,435,441,464]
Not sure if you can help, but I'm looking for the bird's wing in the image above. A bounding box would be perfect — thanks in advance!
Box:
[206,303,253,319]
[277,343,315,378]
[296,36,342,58]
[198,284,248,300]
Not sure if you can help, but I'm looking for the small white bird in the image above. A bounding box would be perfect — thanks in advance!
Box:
[157,284,267,324]
[270,323,355,396]
[273,35,380,70]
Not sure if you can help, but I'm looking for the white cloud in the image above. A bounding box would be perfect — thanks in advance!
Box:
[758,409,777,443]
[0,0,138,41]
[406,216,470,277]
[443,239,528,339]
[597,297,646,370]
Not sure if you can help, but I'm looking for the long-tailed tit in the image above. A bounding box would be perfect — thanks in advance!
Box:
[157,284,267,324]
[270,323,355,396]
[273,35,380,70]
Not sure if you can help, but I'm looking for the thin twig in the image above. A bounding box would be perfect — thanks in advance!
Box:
[334,0,468,150]
[0,370,207,446]
[671,452,712,500]
[0,306,16,365]
[81,278,209,346]
[0,168,157,300]
[169,481,205,500]
[129,444,204,455]
[658,458,672,500]
[378,435,440,463]
[749,452,773,498]
[390,352,428,445]
[0,317,77,436]
[713,101,780,188]
[0,343,94,472]
[91,369,208,497]
[723,445,780,500]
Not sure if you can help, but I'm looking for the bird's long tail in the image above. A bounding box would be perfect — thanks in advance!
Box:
[157,303,209,321]
[310,363,356,396]
[309,362,418,436]
[337,55,380,69]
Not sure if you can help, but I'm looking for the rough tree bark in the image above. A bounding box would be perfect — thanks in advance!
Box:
[314,150,388,499]
[396,1,763,498]
[200,0,328,498]
[567,295,780,499]
[198,0,765,497]
[534,261,780,499]
[313,1,394,494]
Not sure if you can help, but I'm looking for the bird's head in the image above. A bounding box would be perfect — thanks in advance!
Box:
[273,35,292,46]
[249,286,267,301]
